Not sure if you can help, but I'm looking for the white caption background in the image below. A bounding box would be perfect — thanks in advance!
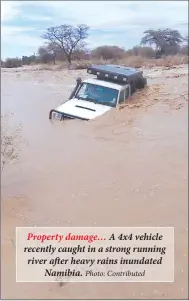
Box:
[16,227,174,282]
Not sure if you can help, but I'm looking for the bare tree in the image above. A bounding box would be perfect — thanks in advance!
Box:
[38,46,54,64]
[46,42,58,64]
[141,28,184,56]
[41,24,89,68]
[180,35,188,55]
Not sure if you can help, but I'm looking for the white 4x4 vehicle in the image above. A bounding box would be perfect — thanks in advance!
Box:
[49,65,147,121]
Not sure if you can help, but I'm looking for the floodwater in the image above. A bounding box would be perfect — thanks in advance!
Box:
[1,65,188,299]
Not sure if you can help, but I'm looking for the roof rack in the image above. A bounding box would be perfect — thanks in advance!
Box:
[87,64,143,84]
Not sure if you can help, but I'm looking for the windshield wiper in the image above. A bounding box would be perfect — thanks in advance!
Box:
[77,96,96,102]
[77,96,86,100]
[77,97,114,107]
[86,97,97,102]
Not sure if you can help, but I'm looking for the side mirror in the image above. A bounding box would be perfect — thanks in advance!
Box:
[76,77,82,84]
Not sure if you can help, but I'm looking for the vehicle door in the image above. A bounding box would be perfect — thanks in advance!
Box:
[118,86,130,104]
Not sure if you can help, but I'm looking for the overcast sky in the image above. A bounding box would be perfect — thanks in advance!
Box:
[1,1,188,59]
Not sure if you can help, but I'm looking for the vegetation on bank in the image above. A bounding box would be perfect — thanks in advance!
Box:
[1,25,188,69]
[1,115,23,170]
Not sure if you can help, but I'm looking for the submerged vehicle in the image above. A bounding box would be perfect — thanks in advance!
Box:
[49,64,147,121]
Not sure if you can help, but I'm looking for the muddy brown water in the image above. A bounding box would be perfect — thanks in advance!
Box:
[1,66,188,299]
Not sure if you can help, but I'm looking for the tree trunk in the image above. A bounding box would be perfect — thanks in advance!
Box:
[66,54,72,69]
[53,53,56,65]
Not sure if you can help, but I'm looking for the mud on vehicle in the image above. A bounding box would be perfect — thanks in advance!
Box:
[49,64,147,121]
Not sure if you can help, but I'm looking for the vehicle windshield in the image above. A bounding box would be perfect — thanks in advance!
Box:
[76,83,118,107]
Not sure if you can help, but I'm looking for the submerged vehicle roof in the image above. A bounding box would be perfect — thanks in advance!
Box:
[87,64,143,83]
[83,77,127,90]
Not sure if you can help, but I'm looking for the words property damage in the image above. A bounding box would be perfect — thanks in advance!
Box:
[27,232,164,243]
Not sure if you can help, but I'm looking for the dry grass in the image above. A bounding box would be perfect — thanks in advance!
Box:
[35,54,188,71]
[1,114,23,170]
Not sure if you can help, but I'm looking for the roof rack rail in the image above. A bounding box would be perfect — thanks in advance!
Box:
[87,64,143,84]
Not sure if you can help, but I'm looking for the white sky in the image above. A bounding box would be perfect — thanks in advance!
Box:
[1,1,188,58]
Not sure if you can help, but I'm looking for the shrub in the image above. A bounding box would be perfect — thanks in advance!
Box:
[1,115,23,170]
[3,58,23,68]
[92,46,125,60]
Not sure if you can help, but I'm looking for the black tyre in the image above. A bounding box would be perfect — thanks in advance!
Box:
[137,77,147,89]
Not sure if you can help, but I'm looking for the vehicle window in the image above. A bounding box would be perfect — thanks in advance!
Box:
[77,83,88,98]
[125,87,129,100]
[119,90,125,103]
[76,83,118,107]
